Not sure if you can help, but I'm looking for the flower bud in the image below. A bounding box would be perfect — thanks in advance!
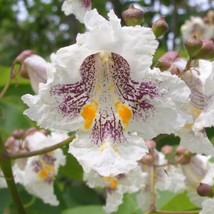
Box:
[141,153,155,166]
[176,146,191,165]
[181,155,208,186]
[161,145,173,156]
[122,5,144,26]
[156,51,179,71]
[25,127,38,136]
[184,37,203,58]
[194,39,214,60]
[15,50,33,64]
[196,183,214,197]
[152,17,168,37]
[145,140,156,151]
[12,129,26,139]
[21,54,48,93]
[5,136,19,154]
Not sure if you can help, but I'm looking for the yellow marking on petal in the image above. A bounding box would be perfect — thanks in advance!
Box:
[38,166,55,180]
[184,123,193,130]
[81,101,98,130]
[99,52,113,64]
[103,177,118,190]
[190,106,202,118]
[115,101,133,130]
[99,143,119,153]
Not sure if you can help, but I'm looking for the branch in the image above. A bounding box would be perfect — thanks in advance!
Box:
[8,135,75,160]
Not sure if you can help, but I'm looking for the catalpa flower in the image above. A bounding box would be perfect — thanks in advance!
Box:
[22,9,190,176]
[84,165,147,213]
[181,16,214,41]
[62,0,91,23]
[178,60,214,155]
[13,131,66,205]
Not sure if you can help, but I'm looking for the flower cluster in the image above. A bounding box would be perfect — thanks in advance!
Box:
[4,128,67,205]
[1,1,213,214]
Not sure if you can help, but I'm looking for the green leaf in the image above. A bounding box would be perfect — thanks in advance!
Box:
[114,194,138,214]
[0,96,34,139]
[160,191,197,211]
[59,152,83,181]
[0,188,11,213]
[62,205,105,214]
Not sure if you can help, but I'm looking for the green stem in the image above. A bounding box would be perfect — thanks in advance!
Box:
[0,76,11,99]
[9,135,75,159]
[0,135,27,214]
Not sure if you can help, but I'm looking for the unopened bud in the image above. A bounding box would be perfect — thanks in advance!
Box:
[156,51,179,71]
[176,146,191,164]
[194,39,214,60]
[176,146,187,155]
[141,154,155,166]
[5,136,19,154]
[196,183,214,197]
[184,37,203,58]
[145,140,156,151]
[122,5,144,26]
[161,145,173,156]
[25,127,38,136]
[152,17,168,37]
[21,55,48,93]
[176,154,191,165]
[15,50,33,64]
[12,129,25,139]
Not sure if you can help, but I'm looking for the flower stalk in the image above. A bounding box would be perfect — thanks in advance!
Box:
[0,134,27,214]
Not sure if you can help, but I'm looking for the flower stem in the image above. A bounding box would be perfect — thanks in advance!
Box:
[0,135,27,214]
[0,76,11,99]
[178,58,193,77]
[9,135,75,159]
[149,165,156,212]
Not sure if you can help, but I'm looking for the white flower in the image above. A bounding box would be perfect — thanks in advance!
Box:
[84,165,147,213]
[13,131,67,205]
[200,198,214,214]
[180,154,214,207]
[62,0,91,23]
[137,151,186,211]
[22,10,190,176]
[181,17,214,41]
[178,60,214,155]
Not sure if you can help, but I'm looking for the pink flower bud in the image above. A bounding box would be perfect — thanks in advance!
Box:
[22,55,48,93]
[161,145,173,155]
[141,153,155,166]
[145,140,157,151]
[194,39,214,60]
[157,51,179,71]
[196,183,214,197]
[15,50,33,64]
[12,129,26,139]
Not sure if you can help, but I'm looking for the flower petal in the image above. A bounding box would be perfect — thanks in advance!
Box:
[69,132,147,176]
